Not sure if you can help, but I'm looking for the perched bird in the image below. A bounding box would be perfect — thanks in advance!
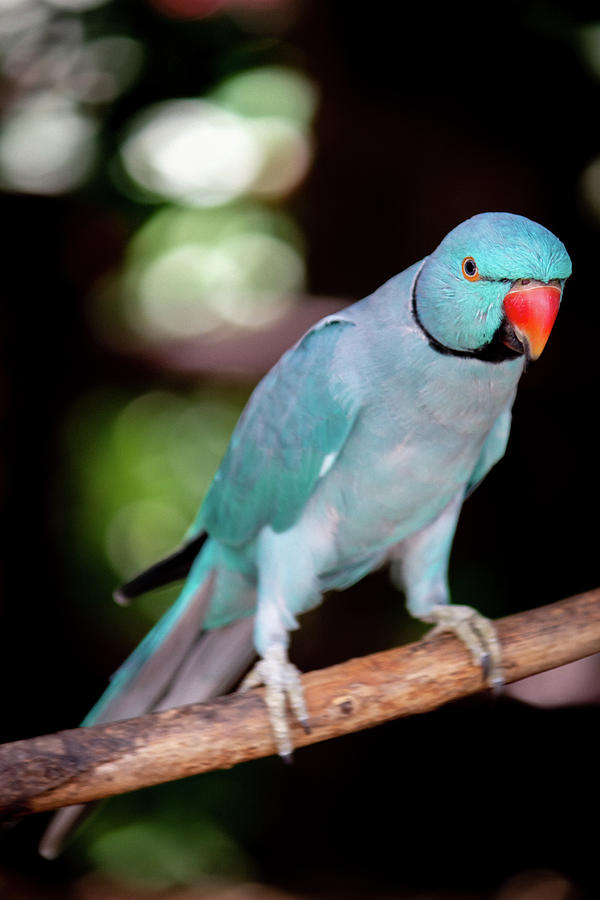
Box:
[40,212,571,857]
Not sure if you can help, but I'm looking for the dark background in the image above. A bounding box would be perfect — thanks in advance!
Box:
[1,1,599,897]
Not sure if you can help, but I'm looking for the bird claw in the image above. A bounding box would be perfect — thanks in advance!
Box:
[424,603,503,688]
[238,644,310,759]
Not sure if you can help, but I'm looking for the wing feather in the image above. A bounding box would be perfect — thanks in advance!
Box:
[197,317,359,545]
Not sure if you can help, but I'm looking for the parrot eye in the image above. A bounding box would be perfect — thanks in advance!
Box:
[462,257,479,281]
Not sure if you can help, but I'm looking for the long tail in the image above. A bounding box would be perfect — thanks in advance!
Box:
[39,539,256,859]
[112,534,208,606]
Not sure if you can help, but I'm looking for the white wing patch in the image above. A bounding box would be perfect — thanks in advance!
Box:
[319,451,337,478]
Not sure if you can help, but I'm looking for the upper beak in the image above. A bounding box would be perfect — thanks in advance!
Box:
[503,280,562,360]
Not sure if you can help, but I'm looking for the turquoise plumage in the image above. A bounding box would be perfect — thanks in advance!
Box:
[40,212,571,856]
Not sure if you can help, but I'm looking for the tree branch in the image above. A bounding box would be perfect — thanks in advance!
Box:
[2,589,600,818]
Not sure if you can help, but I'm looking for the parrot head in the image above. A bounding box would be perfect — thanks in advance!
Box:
[413,212,572,361]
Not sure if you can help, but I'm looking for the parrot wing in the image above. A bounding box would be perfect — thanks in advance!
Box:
[195,316,360,547]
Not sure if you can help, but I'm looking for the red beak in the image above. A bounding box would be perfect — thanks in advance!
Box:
[503,281,562,360]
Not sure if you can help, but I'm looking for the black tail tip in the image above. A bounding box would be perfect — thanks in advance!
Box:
[113,587,131,607]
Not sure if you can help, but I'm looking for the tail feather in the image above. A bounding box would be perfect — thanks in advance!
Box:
[113,534,207,606]
[83,572,215,726]
[39,528,262,861]
[39,804,94,860]
[155,616,255,710]
[40,557,241,860]
[38,613,256,861]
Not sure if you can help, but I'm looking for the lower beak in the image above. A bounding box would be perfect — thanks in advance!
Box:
[503,281,562,360]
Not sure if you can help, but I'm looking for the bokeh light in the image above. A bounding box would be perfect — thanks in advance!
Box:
[149,0,296,31]
[105,500,190,582]
[0,90,97,193]
[209,65,318,126]
[119,66,315,206]
[65,387,248,583]
[120,99,263,206]
[575,22,600,81]
[112,65,315,342]
[114,202,305,341]
[246,116,312,197]
[44,0,110,10]
[85,816,253,891]
[0,0,143,193]
[61,35,144,104]
[128,232,303,337]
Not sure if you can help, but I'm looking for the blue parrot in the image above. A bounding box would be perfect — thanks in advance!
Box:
[40,212,571,856]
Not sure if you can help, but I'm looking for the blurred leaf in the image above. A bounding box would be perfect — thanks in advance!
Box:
[86,816,254,889]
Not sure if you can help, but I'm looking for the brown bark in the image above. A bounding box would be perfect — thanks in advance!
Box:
[2,589,599,817]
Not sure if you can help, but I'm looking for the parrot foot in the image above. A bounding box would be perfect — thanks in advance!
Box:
[423,604,503,687]
[238,644,310,760]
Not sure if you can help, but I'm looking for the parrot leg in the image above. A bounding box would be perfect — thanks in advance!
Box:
[420,603,503,687]
[391,492,503,686]
[238,644,310,760]
[239,523,320,758]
